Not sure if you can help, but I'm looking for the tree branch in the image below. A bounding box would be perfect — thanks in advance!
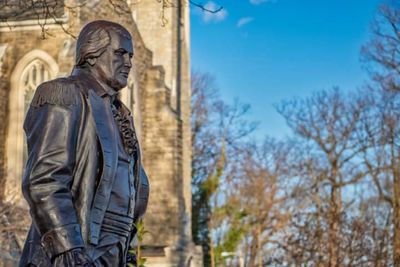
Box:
[189,0,223,13]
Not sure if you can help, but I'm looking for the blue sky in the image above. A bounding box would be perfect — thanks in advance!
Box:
[190,0,382,140]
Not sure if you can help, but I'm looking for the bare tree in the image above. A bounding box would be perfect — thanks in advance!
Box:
[360,2,400,264]
[191,71,257,266]
[361,1,400,92]
[356,87,400,265]
[231,138,295,267]
[0,198,30,266]
[277,88,368,266]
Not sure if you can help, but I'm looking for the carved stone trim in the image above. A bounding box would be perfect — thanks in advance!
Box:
[0,15,68,32]
[0,44,8,78]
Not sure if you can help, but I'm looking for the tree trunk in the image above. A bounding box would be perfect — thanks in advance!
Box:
[209,219,215,267]
[392,170,400,266]
[258,227,262,267]
[328,185,339,267]
[247,229,259,267]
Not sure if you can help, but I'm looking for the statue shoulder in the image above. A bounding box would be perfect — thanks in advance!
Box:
[31,77,83,107]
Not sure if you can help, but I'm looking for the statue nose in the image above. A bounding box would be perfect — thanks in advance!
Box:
[124,55,132,68]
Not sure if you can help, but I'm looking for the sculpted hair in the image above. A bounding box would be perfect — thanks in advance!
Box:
[75,20,132,67]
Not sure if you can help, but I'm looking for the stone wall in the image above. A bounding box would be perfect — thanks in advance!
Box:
[141,66,181,246]
[0,1,201,265]
[0,44,9,199]
[0,25,74,201]
[0,24,73,266]
[133,0,194,247]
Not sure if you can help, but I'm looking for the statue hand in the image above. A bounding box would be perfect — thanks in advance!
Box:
[52,248,92,267]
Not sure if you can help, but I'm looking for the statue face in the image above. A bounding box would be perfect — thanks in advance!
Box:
[94,31,133,91]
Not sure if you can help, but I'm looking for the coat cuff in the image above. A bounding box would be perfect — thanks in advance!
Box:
[41,223,84,259]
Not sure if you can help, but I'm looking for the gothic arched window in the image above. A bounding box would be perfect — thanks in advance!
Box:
[21,59,52,163]
[22,60,51,112]
[5,50,58,202]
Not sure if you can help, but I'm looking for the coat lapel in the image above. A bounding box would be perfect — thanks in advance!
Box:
[88,89,118,245]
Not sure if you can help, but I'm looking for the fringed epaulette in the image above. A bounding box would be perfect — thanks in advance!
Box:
[31,78,79,107]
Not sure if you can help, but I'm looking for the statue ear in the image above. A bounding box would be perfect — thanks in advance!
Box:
[87,58,97,66]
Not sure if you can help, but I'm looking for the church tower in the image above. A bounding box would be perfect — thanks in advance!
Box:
[0,1,201,266]
[132,1,201,265]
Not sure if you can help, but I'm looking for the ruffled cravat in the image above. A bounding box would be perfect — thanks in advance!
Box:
[110,100,138,157]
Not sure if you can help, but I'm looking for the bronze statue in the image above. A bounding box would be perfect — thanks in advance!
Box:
[19,20,149,267]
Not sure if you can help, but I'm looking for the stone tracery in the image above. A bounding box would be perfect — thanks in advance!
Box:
[5,50,58,201]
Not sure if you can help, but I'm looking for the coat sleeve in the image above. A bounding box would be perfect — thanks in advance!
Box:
[21,79,85,260]
[129,165,149,248]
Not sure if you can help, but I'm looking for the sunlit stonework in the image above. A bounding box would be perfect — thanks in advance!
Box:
[0,1,202,266]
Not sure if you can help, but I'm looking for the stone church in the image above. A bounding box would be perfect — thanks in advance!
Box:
[0,0,202,266]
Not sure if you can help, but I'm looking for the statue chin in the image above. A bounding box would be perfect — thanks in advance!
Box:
[109,79,128,91]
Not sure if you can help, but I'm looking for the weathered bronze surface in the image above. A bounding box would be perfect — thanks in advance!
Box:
[19,20,149,267]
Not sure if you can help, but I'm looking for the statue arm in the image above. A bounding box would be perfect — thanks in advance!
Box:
[21,81,85,260]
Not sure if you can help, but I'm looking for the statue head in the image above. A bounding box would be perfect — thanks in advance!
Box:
[75,20,133,91]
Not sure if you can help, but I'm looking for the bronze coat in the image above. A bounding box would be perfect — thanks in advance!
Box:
[19,72,149,267]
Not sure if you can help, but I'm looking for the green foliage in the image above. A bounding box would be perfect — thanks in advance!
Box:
[137,257,147,267]
[199,142,226,200]
[133,220,149,267]
[135,220,149,243]
[212,203,247,264]
[191,71,256,266]
[220,225,246,252]
[192,145,226,266]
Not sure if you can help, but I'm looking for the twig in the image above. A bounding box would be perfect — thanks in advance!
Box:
[189,0,223,13]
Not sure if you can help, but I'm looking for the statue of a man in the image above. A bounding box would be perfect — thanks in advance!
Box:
[19,20,149,267]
